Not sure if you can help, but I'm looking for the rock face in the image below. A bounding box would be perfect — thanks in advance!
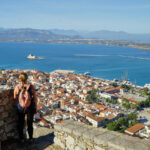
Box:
[0,89,62,150]
[0,89,18,147]
[54,120,150,150]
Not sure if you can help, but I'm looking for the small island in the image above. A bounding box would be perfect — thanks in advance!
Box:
[27,54,45,60]
[27,54,37,59]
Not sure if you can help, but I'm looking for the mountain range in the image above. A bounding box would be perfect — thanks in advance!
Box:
[0,28,150,43]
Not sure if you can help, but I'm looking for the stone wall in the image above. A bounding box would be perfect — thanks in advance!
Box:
[0,89,18,150]
[54,120,150,150]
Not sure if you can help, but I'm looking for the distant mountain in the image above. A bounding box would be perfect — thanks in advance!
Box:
[49,29,150,43]
[80,30,150,43]
[0,28,5,31]
[0,28,150,43]
[0,28,72,41]
[50,29,79,36]
[80,30,129,39]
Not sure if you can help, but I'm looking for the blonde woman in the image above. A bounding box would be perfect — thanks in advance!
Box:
[14,72,37,144]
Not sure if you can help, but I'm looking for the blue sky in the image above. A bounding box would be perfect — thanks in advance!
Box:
[0,0,150,33]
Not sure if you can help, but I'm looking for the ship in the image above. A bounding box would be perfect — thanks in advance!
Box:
[27,54,45,60]
[27,54,37,59]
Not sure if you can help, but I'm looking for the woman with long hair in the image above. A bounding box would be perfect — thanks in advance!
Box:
[14,72,37,144]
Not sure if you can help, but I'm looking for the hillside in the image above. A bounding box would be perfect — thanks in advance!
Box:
[0,28,71,41]
[0,28,150,43]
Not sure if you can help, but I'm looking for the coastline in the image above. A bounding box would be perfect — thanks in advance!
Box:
[0,67,147,87]
[128,44,150,50]
[0,68,145,88]
[0,40,150,51]
[0,42,150,86]
[50,69,145,88]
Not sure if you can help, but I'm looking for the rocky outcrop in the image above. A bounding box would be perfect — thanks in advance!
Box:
[0,89,61,150]
[0,89,18,149]
[54,120,150,150]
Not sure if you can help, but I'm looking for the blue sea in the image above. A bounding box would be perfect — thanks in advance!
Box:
[0,42,150,86]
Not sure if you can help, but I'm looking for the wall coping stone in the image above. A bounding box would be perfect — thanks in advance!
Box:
[54,120,150,150]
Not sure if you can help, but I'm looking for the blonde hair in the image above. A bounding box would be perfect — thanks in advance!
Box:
[19,73,28,83]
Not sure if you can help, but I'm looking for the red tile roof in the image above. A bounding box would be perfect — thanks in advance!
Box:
[104,87,120,93]
[86,112,105,122]
[119,97,139,104]
[125,123,145,135]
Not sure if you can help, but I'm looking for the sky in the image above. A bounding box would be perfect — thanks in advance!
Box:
[0,0,150,33]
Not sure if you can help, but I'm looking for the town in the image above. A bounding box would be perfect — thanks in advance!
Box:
[1,69,150,140]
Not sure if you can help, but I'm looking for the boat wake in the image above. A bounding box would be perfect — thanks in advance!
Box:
[75,54,150,61]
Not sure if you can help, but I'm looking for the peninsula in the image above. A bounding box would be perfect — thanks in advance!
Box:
[0,28,150,50]
[4,39,150,51]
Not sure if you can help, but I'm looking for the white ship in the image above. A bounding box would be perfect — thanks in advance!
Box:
[27,54,45,60]
[27,54,37,59]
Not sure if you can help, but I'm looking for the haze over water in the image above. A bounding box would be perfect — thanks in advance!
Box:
[0,42,150,86]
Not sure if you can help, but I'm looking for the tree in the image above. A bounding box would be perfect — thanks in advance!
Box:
[112,82,118,87]
[119,126,127,133]
[127,112,137,120]
[120,84,130,91]
[86,95,94,104]
[107,122,119,131]
[143,87,149,95]
[122,101,131,110]
[86,89,98,104]
[131,103,137,109]
[107,112,138,133]
[137,95,150,109]
[112,99,118,104]
[106,98,110,102]
[106,98,118,104]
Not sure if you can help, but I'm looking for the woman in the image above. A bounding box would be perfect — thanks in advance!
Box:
[14,72,37,144]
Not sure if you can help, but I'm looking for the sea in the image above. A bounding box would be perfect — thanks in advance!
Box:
[0,42,150,86]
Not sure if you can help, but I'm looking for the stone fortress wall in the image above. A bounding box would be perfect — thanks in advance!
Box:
[54,120,150,150]
[0,89,18,150]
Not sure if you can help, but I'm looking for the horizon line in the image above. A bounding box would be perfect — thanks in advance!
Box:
[0,27,150,35]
